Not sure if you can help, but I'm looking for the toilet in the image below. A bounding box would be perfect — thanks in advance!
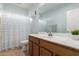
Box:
[20,40,28,55]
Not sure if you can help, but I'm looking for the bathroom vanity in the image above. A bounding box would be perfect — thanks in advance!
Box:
[29,33,79,56]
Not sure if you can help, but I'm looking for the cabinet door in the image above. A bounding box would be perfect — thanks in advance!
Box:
[32,43,39,56]
[29,41,33,56]
[40,47,52,56]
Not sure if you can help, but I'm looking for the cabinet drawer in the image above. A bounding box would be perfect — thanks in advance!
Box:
[29,36,39,44]
[52,44,79,56]
[40,39,79,56]
[40,39,54,52]
[40,47,52,56]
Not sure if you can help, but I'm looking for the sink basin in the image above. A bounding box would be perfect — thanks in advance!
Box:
[37,33,73,42]
[39,34,69,42]
[52,36,69,41]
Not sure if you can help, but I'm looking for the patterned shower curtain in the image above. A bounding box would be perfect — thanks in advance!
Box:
[0,11,32,51]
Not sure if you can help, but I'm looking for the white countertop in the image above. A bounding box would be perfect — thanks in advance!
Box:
[30,33,79,50]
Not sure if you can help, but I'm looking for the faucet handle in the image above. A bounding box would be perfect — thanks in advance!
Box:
[48,32,52,36]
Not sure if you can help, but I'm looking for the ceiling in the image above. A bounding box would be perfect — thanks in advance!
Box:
[15,3,39,10]
[2,3,40,16]
[15,3,35,9]
[12,3,68,18]
[38,3,61,14]
[2,3,73,18]
[2,3,64,15]
[15,3,46,14]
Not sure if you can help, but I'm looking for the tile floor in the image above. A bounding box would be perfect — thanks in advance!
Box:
[0,48,28,56]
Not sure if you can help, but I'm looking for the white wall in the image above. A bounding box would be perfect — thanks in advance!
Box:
[38,20,47,32]
[30,10,47,34]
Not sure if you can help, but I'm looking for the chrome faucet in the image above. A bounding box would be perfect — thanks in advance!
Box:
[48,32,52,36]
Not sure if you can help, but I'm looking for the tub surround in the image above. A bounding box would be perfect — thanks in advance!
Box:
[29,33,79,56]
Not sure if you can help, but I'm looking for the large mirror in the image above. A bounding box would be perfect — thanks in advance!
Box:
[38,3,79,33]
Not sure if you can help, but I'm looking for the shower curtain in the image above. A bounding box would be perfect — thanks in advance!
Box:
[0,11,32,51]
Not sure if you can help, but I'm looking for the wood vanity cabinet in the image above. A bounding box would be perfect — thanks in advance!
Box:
[29,36,40,56]
[29,35,79,56]
[40,47,52,56]
[32,43,39,56]
[29,41,32,56]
